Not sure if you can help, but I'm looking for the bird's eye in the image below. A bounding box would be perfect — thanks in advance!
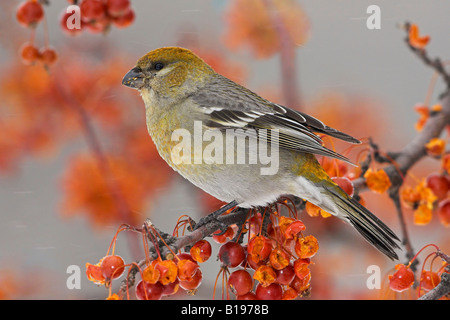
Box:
[154,63,164,71]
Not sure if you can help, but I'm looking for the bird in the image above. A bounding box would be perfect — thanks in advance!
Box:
[122,46,400,260]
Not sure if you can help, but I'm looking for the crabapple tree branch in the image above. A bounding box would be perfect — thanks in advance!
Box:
[418,265,450,300]
[118,207,250,297]
[155,207,249,260]
[352,24,450,266]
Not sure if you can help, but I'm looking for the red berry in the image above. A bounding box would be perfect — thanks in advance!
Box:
[420,270,440,291]
[275,264,295,286]
[237,292,258,300]
[86,262,105,284]
[135,280,163,300]
[155,259,178,285]
[293,258,311,279]
[20,42,40,65]
[84,16,110,34]
[179,268,203,291]
[106,0,130,17]
[269,247,290,270]
[289,273,311,294]
[80,0,106,22]
[218,242,246,268]
[162,279,179,296]
[228,270,253,296]
[16,1,44,28]
[176,252,196,263]
[437,198,450,227]
[294,235,319,259]
[112,8,135,28]
[247,236,272,263]
[255,283,282,300]
[283,220,306,240]
[100,255,125,280]
[177,259,199,282]
[60,10,83,36]
[39,47,58,66]
[426,173,450,200]
[190,240,212,263]
[212,227,235,244]
[389,264,415,292]
[332,176,355,197]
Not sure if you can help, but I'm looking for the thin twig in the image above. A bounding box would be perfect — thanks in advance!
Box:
[352,25,450,265]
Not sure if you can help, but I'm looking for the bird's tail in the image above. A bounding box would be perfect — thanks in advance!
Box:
[323,184,401,260]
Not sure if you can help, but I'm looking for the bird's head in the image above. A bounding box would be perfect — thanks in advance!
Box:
[122,47,215,100]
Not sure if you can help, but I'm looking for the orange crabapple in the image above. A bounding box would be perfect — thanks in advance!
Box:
[282,287,299,300]
[190,239,212,263]
[16,0,44,28]
[253,265,277,287]
[420,270,441,291]
[86,262,105,285]
[295,235,319,259]
[39,47,58,67]
[155,259,178,285]
[177,259,200,282]
[80,0,107,22]
[179,268,203,291]
[388,264,415,292]
[290,273,311,294]
[283,220,306,240]
[19,42,40,65]
[247,235,272,264]
[100,254,125,281]
[106,0,130,17]
[293,258,311,279]
[112,8,135,28]
[141,261,160,284]
[212,226,235,244]
[269,247,290,270]
[244,252,266,270]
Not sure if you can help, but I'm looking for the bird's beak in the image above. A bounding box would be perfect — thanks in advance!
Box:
[122,67,145,89]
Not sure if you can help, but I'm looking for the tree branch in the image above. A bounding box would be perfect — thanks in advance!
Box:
[419,266,450,300]
[352,24,450,265]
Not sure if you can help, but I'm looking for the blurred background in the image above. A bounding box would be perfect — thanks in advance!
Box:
[0,0,449,299]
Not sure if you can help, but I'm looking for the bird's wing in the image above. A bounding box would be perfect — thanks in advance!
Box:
[192,75,360,164]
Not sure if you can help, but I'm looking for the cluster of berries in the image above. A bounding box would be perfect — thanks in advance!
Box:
[214,209,318,300]
[61,0,135,36]
[401,170,450,227]
[16,0,58,67]
[86,200,319,300]
[16,0,136,67]
[86,227,212,300]
[388,244,448,296]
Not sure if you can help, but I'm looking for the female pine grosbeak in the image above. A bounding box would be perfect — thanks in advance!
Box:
[122,47,399,260]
